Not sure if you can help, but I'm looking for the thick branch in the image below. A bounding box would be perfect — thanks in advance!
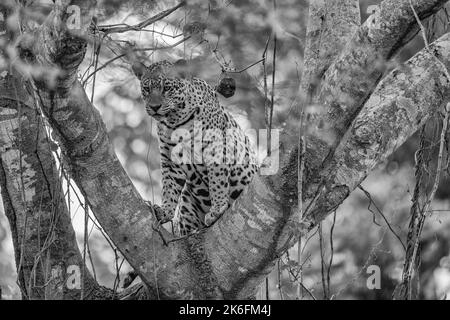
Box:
[218,31,450,298]
[300,0,360,95]
[302,0,447,196]
[266,0,448,224]
[0,3,154,300]
[0,72,151,300]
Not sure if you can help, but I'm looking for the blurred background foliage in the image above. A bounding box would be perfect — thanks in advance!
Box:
[1,0,450,300]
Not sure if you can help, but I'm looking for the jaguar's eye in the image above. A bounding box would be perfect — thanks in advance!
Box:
[163,79,174,93]
[141,86,149,95]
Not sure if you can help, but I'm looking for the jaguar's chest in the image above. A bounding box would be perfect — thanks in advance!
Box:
[157,109,221,145]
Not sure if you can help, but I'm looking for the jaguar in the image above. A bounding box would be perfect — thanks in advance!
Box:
[134,60,258,236]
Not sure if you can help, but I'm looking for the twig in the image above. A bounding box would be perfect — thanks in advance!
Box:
[410,0,450,81]
[299,282,317,300]
[326,211,336,299]
[89,36,102,103]
[82,37,190,86]
[277,259,284,300]
[269,18,277,157]
[408,104,449,291]
[296,134,306,300]
[226,58,265,74]
[396,2,450,299]
[98,1,186,34]
[358,185,406,251]
[318,223,328,299]
[280,253,316,300]
[262,35,271,122]
[331,230,388,300]
[81,200,89,300]
[301,226,319,256]
[207,35,267,74]
[261,32,271,302]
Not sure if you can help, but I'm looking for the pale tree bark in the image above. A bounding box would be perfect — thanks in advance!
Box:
[0,3,150,300]
[0,4,100,300]
[0,70,153,300]
[304,32,450,226]
[301,0,447,204]
[0,70,101,299]
[300,0,361,95]
[0,0,449,300]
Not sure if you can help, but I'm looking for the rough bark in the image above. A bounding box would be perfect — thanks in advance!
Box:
[0,69,154,300]
[0,1,150,300]
[300,0,360,96]
[303,33,450,226]
[0,70,101,299]
[302,0,447,204]
[0,2,102,300]
[269,0,448,219]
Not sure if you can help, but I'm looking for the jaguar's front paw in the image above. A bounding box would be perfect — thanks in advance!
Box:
[204,204,228,226]
[145,202,172,224]
[204,212,217,226]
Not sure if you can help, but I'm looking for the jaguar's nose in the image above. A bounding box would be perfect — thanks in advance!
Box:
[149,104,162,112]
[146,103,162,114]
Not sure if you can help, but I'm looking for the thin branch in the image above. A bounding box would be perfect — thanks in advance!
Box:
[269,12,277,157]
[277,259,284,300]
[331,231,388,299]
[81,201,89,300]
[226,58,265,74]
[98,1,186,34]
[410,0,450,81]
[318,223,327,299]
[299,282,317,300]
[394,1,450,300]
[358,185,406,251]
[82,37,190,86]
[408,104,450,291]
[326,211,336,299]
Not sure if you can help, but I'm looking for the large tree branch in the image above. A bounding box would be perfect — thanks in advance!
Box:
[303,32,450,226]
[222,30,450,297]
[263,0,448,226]
[14,1,207,299]
[0,2,102,300]
[207,32,450,296]
[61,15,450,301]
[300,0,360,95]
[0,70,103,299]
[301,0,447,197]
[318,0,447,136]
[0,71,155,300]
[0,1,157,300]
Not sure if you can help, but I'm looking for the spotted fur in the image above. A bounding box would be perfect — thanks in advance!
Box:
[136,60,258,236]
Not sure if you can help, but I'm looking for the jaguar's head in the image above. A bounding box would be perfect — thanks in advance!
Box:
[133,60,194,124]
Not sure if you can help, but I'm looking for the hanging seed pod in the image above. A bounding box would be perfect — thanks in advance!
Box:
[216,76,236,98]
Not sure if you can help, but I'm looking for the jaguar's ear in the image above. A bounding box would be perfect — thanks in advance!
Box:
[132,61,147,79]
[173,59,189,78]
